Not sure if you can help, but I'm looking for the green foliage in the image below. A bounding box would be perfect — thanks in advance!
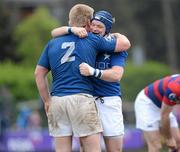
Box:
[0,1,15,61]
[0,62,38,101]
[14,7,59,66]
[121,61,172,102]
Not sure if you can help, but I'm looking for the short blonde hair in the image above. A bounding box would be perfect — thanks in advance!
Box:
[69,4,94,27]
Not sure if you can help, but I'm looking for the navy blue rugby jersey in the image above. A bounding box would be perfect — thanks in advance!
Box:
[37,33,116,96]
[92,51,128,97]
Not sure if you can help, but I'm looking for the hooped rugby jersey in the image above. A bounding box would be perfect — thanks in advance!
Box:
[144,74,180,108]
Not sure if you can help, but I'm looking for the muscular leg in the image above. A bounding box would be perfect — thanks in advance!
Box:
[55,136,72,152]
[80,133,101,152]
[104,136,123,152]
[79,139,83,152]
[144,130,162,152]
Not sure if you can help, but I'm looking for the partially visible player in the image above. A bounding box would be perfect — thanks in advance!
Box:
[51,10,129,152]
[135,74,180,152]
[79,11,128,152]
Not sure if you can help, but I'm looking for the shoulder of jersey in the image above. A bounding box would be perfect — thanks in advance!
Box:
[104,34,115,41]
[171,74,180,78]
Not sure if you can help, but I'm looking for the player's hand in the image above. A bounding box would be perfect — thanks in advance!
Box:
[71,27,87,38]
[169,148,178,152]
[79,62,95,76]
[166,138,177,151]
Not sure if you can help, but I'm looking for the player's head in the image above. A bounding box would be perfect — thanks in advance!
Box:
[168,81,180,104]
[91,10,114,36]
[68,4,94,31]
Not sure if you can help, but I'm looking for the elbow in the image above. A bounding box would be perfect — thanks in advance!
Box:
[51,27,61,38]
[123,39,131,50]
[112,72,122,82]
[115,38,131,52]
[113,75,121,82]
[51,30,56,38]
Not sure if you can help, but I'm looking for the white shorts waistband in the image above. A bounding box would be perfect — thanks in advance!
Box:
[95,96,121,100]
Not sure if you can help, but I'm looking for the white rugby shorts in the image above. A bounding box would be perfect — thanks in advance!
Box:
[47,94,103,137]
[95,96,124,137]
[135,90,178,131]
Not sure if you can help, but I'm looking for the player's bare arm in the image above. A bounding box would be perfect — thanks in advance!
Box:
[113,33,131,52]
[160,102,177,149]
[52,27,131,53]
[79,62,124,82]
[51,26,87,38]
[51,26,69,37]
[34,65,51,115]
[100,66,124,82]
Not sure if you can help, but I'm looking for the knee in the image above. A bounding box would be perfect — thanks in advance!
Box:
[176,138,180,148]
[148,141,162,152]
[106,146,122,152]
[155,143,162,151]
[106,149,121,152]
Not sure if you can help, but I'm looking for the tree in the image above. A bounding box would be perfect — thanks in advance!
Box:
[161,0,178,72]
[14,7,59,67]
[0,1,15,61]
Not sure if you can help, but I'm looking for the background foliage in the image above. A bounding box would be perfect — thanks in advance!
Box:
[0,62,37,101]
[14,7,59,66]
[121,61,171,101]
[0,61,171,103]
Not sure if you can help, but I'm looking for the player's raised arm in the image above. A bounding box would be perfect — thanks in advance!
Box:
[51,26,68,37]
[51,26,87,38]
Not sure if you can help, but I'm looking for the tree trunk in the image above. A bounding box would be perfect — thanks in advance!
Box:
[162,0,178,72]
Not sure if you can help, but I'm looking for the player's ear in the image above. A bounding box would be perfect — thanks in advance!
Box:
[85,19,91,32]
[68,20,71,26]
[87,19,91,27]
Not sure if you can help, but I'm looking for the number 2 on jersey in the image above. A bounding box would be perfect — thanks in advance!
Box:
[61,42,75,64]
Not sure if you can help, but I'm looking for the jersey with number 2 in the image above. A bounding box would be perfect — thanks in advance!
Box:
[38,33,116,96]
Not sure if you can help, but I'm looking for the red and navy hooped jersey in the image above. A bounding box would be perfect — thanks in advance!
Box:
[144,74,180,108]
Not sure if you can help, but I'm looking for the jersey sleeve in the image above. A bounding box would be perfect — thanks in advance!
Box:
[163,85,177,106]
[111,51,128,67]
[37,41,51,70]
[95,34,116,53]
